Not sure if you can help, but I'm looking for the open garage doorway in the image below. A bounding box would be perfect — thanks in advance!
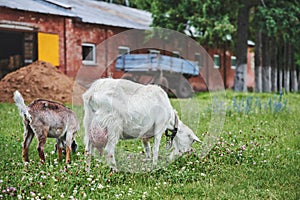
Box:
[0,30,37,79]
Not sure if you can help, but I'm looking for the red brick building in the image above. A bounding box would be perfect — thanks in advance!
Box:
[0,0,254,91]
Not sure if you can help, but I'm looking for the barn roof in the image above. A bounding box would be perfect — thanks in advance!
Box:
[0,0,152,30]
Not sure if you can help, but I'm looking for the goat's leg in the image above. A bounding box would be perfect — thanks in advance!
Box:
[55,140,63,161]
[65,146,71,164]
[104,138,118,172]
[151,106,168,167]
[36,127,48,163]
[22,122,34,162]
[141,138,151,160]
[85,140,92,173]
[65,131,76,164]
[153,134,163,167]
[152,121,166,167]
[104,125,121,172]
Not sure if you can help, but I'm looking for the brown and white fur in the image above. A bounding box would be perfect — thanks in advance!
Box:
[13,90,79,164]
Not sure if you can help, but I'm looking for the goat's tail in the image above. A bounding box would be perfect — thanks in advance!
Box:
[13,90,31,121]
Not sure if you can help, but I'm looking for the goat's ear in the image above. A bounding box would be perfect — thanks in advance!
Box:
[190,133,201,143]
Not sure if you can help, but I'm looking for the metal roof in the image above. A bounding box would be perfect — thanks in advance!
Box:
[0,0,152,29]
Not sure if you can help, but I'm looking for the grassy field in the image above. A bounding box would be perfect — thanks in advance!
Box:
[0,91,299,199]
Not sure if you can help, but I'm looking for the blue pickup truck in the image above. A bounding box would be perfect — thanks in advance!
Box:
[116,53,199,98]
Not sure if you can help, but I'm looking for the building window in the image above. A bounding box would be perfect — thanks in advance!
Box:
[118,46,130,55]
[231,56,236,69]
[213,54,220,69]
[194,53,202,69]
[82,43,96,65]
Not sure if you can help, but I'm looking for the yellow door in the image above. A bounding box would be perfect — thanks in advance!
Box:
[38,32,59,66]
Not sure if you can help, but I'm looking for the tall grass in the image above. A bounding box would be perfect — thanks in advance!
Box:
[0,91,299,199]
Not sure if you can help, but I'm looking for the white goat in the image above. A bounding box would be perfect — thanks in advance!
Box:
[14,91,79,163]
[83,78,200,171]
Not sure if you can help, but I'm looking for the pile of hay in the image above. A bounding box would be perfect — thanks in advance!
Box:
[0,61,85,104]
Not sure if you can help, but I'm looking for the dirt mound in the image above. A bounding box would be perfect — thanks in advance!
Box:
[0,61,85,104]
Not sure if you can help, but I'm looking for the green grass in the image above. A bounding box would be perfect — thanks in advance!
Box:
[0,91,299,199]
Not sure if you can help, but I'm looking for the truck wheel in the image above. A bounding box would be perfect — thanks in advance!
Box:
[176,78,193,98]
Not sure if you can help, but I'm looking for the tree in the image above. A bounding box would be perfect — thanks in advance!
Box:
[252,0,300,92]
[134,0,236,49]
[233,0,249,92]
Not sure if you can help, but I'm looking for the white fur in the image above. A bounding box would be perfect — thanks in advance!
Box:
[13,90,32,122]
[83,78,200,171]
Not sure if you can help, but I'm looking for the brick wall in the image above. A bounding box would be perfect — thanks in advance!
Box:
[0,7,129,78]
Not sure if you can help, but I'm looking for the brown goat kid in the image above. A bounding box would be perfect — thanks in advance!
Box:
[13,90,79,164]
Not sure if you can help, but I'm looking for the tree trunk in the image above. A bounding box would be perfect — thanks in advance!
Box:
[254,31,262,92]
[290,45,298,92]
[262,34,271,92]
[298,71,300,91]
[278,41,283,92]
[284,42,290,92]
[234,1,249,92]
[271,37,277,92]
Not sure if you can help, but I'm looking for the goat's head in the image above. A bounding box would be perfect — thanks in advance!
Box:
[170,120,201,159]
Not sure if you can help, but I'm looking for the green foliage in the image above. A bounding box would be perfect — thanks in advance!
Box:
[0,92,299,199]
[252,0,300,43]
[143,0,237,48]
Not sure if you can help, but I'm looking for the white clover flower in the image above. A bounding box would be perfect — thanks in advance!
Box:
[142,191,147,199]
[241,145,246,151]
[97,184,104,189]
[30,191,36,197]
